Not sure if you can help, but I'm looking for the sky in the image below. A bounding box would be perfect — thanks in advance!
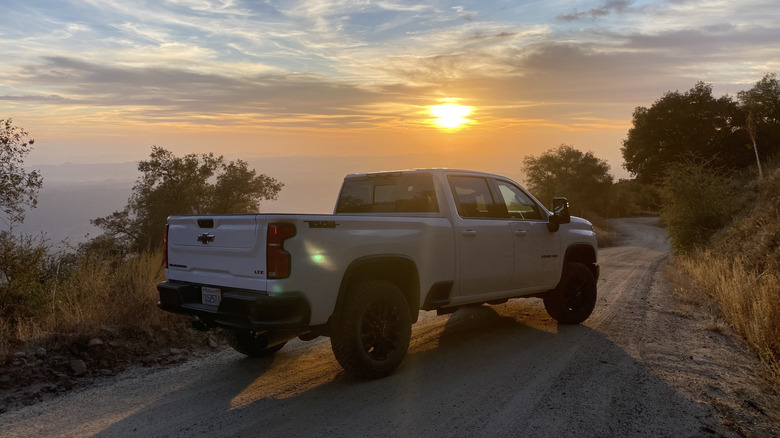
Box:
[2,0,780,213]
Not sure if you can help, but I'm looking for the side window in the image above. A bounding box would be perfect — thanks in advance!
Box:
[336,173,439,213]
[336,179,374,213]
[448,176,506,219]
[495,180,543,220]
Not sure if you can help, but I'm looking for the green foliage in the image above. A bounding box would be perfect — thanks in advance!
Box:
[622,82,752,184]
[0,119,48,324]
[0,232,51,322]
[92,146,284,252]
[738,73,780,175]
[659,157,744,254]
[710,165,780,273]
[606,179,660,217]
[522,144,613,216]
[1,119,43,226]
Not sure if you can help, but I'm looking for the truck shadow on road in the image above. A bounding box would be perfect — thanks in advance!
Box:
[94,302,723,437]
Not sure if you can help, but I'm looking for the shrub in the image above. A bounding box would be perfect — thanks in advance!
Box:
[0,232,51,323]
[659,157,746,254]
[710,166,780,273]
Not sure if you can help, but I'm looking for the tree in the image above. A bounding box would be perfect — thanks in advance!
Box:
[621,82,752,184]
[93,146,283,252]
[522,144,613,216]
[607,179,660,217]
[738,73,780,179]
[0,119,48,322]
[1,119,43,226]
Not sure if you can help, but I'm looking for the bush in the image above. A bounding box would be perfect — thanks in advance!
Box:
[0,232,51,323]
[659,157,746,254]
[710,166,780,273]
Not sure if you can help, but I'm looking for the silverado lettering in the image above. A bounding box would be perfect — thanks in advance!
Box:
[304,220,339,228]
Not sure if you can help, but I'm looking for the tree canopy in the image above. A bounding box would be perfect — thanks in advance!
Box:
[1,119,43,226]
[93,146,283,252]
[621,82,751,184]
[738,73,780,177]
[522,144,613,216]
[0,119,46,322]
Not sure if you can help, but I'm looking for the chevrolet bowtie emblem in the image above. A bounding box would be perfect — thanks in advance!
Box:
[197,233,215,244]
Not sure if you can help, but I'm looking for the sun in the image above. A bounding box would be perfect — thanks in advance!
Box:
[430,103,472,129]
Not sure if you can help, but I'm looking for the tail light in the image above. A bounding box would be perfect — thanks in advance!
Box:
[163,223,169,269]
[267,223,296,279]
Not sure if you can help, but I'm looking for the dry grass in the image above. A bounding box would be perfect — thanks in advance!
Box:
[672,252,780,384]
[665,165,780,387]
[52,250,165,331]
[0,249,181,359]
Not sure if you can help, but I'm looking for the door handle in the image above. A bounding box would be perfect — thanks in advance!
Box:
[514,230,527,236]
[461,230,477,237]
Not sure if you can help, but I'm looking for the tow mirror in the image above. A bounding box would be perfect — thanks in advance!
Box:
[547,197,571,232]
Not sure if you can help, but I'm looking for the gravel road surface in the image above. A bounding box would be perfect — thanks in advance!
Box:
[1,217,778,437]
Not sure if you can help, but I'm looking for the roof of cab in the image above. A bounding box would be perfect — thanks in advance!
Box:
[343,168,506,180]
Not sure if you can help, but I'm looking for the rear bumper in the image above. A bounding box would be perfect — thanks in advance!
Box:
[157,281,311,332]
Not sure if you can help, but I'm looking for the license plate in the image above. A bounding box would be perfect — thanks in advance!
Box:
[201,287,221,307]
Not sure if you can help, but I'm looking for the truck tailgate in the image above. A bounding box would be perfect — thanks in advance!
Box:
[165,215,268,291]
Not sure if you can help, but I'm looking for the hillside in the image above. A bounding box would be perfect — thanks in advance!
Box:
[672,166,780,384]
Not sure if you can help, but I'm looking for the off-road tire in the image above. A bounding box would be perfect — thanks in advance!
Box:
[543,262,597,324]
[330,280,412,379]
[223,329,287,357]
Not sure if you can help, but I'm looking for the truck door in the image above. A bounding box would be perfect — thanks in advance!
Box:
[448,175,514,296]
[493,179,561,291]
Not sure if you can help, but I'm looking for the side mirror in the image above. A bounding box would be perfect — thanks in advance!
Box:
[547,197,571,232]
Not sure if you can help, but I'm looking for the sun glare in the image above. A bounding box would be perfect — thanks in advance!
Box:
[430,103,472,129]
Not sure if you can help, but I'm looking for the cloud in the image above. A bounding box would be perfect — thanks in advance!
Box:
[452,6,476,22]
[9,56,398,127]
[557,0,632,22]
[0,94,75,103]
[1,0,778,138]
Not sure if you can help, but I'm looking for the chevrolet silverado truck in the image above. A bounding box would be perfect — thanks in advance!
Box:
[157,169,599,379]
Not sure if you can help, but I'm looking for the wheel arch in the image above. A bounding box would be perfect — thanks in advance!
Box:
[331,255,421,327]
[563,243,599,281]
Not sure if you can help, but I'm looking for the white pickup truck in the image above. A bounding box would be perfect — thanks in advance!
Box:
[157,169,598,378]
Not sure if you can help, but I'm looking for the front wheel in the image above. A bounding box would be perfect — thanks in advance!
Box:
[330,280,412,379]
[544,262,597,324]
[223,329,287,357]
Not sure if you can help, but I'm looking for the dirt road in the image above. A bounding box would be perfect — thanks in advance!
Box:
[1,217,778,437]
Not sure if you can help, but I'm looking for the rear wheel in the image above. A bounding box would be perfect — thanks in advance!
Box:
[223,329,287,357]
[544,262,597,324]
[330,280,412,379]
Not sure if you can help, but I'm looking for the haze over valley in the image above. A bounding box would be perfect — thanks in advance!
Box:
[21,153,539,244]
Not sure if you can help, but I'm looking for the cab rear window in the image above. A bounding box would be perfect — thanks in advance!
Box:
[336,173,439,213]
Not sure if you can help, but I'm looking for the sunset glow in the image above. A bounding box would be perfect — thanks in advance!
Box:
[430,104,473,129]
[0,0,777,220]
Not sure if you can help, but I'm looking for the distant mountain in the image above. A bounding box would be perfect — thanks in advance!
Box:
[16,181,132,245]
[16,158,344,244]
[32,161,138,183]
